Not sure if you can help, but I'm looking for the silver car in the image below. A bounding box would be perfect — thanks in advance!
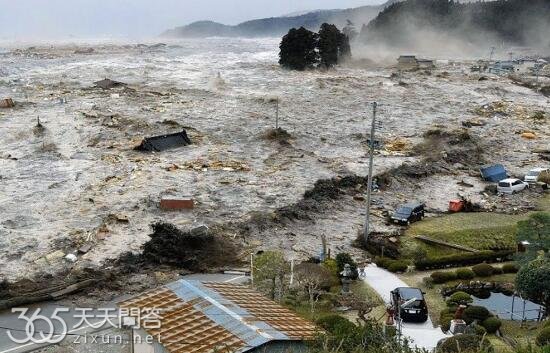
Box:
[497,178,529,194]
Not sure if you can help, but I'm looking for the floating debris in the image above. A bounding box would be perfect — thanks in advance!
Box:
[135,130,191,152]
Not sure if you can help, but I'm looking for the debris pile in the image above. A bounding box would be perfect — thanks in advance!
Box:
[135,130,191,152]
[141,223,239,271]
[93,78,127,90]
[180,159,250,172]
[0,98,14,108]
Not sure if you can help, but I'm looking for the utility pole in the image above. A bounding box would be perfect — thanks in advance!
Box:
[363,102,377,243]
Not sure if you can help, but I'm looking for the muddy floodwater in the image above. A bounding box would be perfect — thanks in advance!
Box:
[0,38,548,281]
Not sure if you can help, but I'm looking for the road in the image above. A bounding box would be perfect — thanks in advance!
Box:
[0,273,249,353]
[362,264,450,351]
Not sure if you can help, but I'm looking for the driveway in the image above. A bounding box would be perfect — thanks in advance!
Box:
[362,265,450,351]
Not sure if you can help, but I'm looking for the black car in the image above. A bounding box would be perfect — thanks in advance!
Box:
[390,202,425,225]
[391,287,429,323]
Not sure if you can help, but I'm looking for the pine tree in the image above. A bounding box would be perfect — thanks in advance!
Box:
[278,27,318,70]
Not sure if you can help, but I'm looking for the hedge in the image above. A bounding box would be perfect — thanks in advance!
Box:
[414,250,514,270]
[431,271,457,284]
[456,268,475,280]
[502,263,519,273]
[463,305,492,324]
[437,334,493,353]
[537,327,550,347]
[375,257,409,273]
[472,263,495,277]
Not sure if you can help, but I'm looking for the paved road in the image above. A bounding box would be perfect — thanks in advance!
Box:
[362,265,450,351]
[0,273,249,353]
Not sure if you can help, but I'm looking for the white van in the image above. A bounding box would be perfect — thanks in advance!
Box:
[497,178,529,194]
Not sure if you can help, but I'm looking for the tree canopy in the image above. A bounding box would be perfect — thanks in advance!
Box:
[516,212,550,265]
[279,24,351,70]
[278,27,319,71]
[516,255,550,315]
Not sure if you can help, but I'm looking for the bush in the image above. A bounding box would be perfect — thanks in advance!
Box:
[536,327,550,347]
[316,314,357,335]
[482,317,502,334]
[447,291,473,306]
[374,256,391,268]
[463,305,491,324]
[472,263,495,277]
[492,266,503,275]
[387,260,409,273]
[375,257,409,273]
[502,263,519,273]
[437,334,493,353]
[322,258,338,276]
[456,268,476,280]
[439,309,456,332]
[431,271,458,284]
[414,250,514,270]
[473,324,487,336]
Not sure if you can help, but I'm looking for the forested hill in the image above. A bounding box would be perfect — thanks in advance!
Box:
[361,0,550,48]
[162,1,399,38]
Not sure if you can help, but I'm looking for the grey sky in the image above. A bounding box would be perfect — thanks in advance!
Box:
[0,0,385,39]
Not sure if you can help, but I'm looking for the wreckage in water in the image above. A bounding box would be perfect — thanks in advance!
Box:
[135,130,192,152]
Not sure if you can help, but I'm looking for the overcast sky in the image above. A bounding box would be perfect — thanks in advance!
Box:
[0,0,385,40]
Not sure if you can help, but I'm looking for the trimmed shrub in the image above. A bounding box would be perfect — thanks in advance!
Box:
[414,250,514,270]
[536,327,550,347]
[437,334,493,353]
[387,260,409,273]
[447,291,473,307]
[456,268,475,280]
[472,263,495,277]
[439,309,456,333]
[473,324,487,336]
[492,266,503,275]
[463,305,491,324]
[431,271,457,284]
[482,317,502,334]
[502,263,519,273]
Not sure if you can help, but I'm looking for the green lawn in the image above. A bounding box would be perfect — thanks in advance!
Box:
[405,212,529,252]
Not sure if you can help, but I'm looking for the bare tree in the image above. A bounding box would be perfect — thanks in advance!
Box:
[294,262,333,312]
[337,293,376,324]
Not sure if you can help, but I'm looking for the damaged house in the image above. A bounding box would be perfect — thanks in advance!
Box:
[397,55,435,70]
[118,280,318,353]
[135,130,192,152]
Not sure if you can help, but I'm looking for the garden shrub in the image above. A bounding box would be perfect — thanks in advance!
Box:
[447,291,473,306]
[374,256,390,268]
[482,317,502,334]
[463,305,491,324]
[456,268,476,280]
[472,263,495,277]
[335,252,358,279]
[473,324,487,336]
[439,310,456,333]
[431,271,457,284]
[536,327,550,347]
[437,334,493,353]
[316,314,356,334]
[387,260,409,273]
[414,250,514,270]
[502,263,519,273]
[492,266,503,275]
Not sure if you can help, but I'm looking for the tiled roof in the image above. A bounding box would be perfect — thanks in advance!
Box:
[118,280,318,353]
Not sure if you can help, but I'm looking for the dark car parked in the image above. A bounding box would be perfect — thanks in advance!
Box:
[390,202,425,225]
[391,287,429,323]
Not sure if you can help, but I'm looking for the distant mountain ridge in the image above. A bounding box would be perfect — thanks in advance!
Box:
[162,1,399,38]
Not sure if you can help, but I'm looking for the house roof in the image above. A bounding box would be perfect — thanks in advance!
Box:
[118,280,318,353]
[135,130,192,152]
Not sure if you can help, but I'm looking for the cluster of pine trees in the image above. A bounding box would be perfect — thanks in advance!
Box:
[279,24,351,71]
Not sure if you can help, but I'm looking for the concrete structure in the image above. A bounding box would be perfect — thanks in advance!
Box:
[118,280,318,353]
[397,55,418,70]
